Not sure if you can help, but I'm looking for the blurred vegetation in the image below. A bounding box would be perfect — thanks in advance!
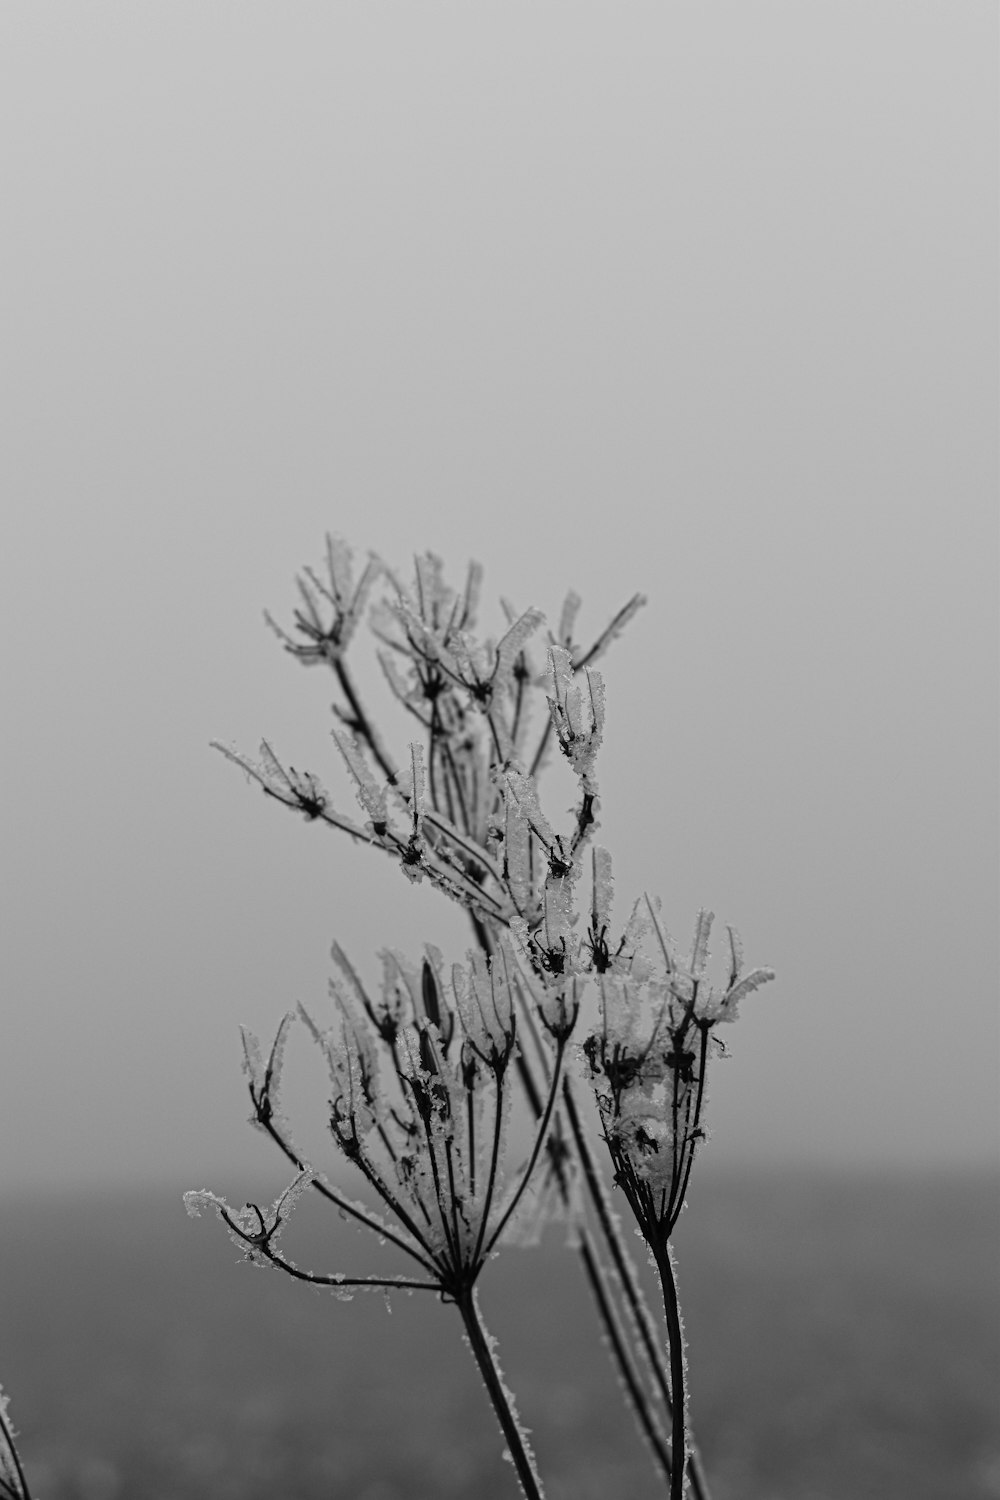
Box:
[1,1168,997,1500]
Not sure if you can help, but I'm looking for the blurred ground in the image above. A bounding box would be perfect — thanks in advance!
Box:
[1,1168,997,1499]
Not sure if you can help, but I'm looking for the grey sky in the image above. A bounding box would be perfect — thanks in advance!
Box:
[1,4,996,1192]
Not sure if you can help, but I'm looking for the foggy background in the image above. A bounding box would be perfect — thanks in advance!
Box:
[1,3,996,1196]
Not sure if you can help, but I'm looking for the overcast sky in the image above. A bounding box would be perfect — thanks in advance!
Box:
[1,3,996,1194]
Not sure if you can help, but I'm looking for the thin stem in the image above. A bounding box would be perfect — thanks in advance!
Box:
[457,1288,545,1500]
[259,1116,440,1276]
[333,657,399,787]
[483,1036,566,1258]
[0,1400,31,1500]
[466,910,701,1497]
[471,1067,506,1267]
[652,1238,689,1500]
[667,1027,711,1234]
[261,1250,439,1294]
[565,1094,710,1500]
[562,1085,672,1391]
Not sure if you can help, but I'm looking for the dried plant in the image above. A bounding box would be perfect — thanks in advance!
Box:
[187,934,575,1498]
[582,895,774,1498]
[193,537,773,1497]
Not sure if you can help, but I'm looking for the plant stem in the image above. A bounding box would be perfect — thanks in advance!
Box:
[0,1398,31,1500]
[561,1079,712,1500]
[652,1238,689,1500]
[577,1235,674,1483]
[457,1288,545,1500]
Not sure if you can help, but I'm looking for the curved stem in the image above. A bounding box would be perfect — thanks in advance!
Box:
[457,1288,545,1500]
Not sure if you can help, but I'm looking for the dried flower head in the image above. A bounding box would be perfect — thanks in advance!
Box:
[583,892,775,1242]
[187,934,572,1305]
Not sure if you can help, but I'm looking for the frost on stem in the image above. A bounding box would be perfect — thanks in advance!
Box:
[459,1287,547,1500]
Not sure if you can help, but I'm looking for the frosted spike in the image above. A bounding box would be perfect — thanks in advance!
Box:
[500,789,532,913]
[294,571,324,632]
[184,1187,226,1219]
[721,966,776,1017]
[542,875,576,954]
[262,607,299,652]
[407,742,426,838]
[457,949,515,1059]
[493,607,545,685]
[459,559,484,631]
[547,644,574,706]
[332,731,389,828]
[689,910,715,980]
[725,925,745,989]
[414,551,453,628]
[596,972,643,1050]
[420,947,446,1033]
[239,1027,265,1091]
[643,894,676,976]
[267,1168,314,1245]
[210,739,282,794]
[367,593,404,650]
[330,941,373,1012]
[500,767,556,851]
[584,668,606,743]
[379,949,421,1021]
[591,846,615,932]
[377,648,421,710]
[578,592,647,667]
[244,1011,295,1124]
[325,533,354,608]
[558,589,582,646]
[546,649,605,790]
[297,1000,325,1049]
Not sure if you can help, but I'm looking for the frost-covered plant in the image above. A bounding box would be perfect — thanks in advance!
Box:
[188,935,574,1498]
[582,892,774,1498]
[197,537,773,1498]
[0,1387,32,1500]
